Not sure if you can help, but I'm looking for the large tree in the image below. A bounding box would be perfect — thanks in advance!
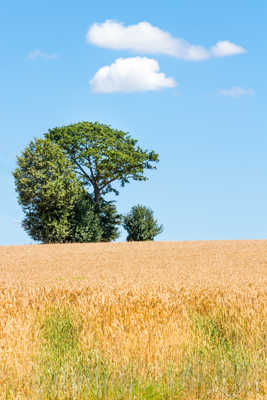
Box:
[45,122,159,204]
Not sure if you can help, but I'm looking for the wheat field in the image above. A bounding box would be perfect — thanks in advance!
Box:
[0,240,266,399]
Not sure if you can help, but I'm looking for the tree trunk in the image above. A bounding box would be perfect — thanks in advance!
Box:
[93,184,100,204]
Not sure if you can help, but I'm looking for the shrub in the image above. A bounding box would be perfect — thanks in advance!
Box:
[123,205,163,241]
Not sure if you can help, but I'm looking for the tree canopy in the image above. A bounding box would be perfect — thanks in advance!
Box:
[45,122,159,203]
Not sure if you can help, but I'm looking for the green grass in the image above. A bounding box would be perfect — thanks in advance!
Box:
[22,306,265,400]
[181,312,261,399]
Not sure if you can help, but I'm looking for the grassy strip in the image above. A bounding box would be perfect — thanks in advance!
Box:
[28,305,265,400]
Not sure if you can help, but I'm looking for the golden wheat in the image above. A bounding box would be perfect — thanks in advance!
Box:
[0,241,266,399]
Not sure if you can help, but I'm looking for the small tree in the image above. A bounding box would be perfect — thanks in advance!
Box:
[123,205,163,241]
[13,138,82,243]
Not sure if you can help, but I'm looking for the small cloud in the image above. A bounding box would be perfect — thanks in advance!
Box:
[211,41,247,57]
[86,20,247,61]
[218,86,255,98]
[28,49,58,60]
[90,57,176,93]
[87,20,209,61]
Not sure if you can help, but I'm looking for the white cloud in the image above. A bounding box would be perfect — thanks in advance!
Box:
[86,20,246,61]
[219,87,255,98]
[90,57,176,93]
[28,49,58,60]
[211,41,247,57]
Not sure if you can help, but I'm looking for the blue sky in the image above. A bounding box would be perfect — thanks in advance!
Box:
[1,0,266,245]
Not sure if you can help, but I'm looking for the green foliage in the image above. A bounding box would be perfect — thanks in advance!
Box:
[69,193,122,243]
[68,192,103,243]
[95,197,122,242]
[45,121,159,203]
[13,138,82,243]
[123,205,163,241]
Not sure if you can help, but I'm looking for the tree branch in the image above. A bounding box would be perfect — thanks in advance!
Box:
[99,170,127,191]
[86,156,96,184]
[73,159,93,185]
